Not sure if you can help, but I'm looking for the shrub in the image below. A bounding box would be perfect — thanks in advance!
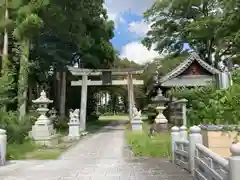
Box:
[0,109,36,144]
[169,70,240,126]
[142,104,157,124]
[87,112,99,122]
[53,116,69,133]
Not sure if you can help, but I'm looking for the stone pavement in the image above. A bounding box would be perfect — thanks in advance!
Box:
[0,123,193,180]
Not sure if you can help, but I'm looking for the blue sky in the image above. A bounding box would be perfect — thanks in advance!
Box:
[104,0,158,64]
[111,13,143,51]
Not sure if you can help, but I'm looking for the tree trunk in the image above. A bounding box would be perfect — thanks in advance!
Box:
[28,86,33,104]
[18,39,30,120]
[59,71,66,117]
[2,4,9,73]
[56,71,61,111]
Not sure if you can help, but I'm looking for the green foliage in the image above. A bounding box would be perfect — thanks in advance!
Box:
[169,70,240,125]
[0,109,36,144]
[232,69,240,84]
[125,123,171,157]
[157,52,189,76]
[0,72,15,107]
[13,13,44,40]
[142,104,157,124]
[143,0,240,64]
[53,116,69,133]
[87,112,99,122]
[7,141,36,160]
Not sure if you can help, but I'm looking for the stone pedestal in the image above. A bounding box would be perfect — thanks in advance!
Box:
[30,90,59,147]
[154,106,168,132]
[68,109,81,140]
[0,129,7,166]
[131,111,143,131]
[31,123,59,146]
[68,123,81,140]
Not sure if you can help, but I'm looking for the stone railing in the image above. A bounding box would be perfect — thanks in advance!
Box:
[171,125,240,180]
[0,129,7,166]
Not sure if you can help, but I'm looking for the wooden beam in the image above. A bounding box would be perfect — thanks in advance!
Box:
[68,66,144,76]
[71,79,144,86]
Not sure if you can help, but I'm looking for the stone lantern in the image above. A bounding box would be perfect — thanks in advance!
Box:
[152,88,169,131]
[30,90,58,146]
[49,107,57,122]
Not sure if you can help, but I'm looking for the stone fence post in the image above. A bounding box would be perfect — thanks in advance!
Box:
[178,99,188,126]
[0,129,7,166]
[229,143,240,180]
[188,126,202,175]
[179,125,187,140]
[171,126,180,163]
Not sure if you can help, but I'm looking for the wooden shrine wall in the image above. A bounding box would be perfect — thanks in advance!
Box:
[180,60,212,76]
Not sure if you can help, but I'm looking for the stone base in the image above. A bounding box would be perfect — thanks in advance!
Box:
[65,131,88,141]
[31,123,56,138]
[81,131,88,136]
[131,120,143,131]
[154,123,168,132]
[30,122,59,147]
[68,123,81,140]
[34,134,60,147]
[68,136,80,141]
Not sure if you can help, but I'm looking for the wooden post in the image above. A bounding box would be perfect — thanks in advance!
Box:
[127,73,134,120]
[130,73,135,106]
[79,75,88,132]
[127,74,131,120]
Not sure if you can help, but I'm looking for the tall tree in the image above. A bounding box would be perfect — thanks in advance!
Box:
[143,0,240,66]
[30,0,116,117]
[13,0,48,119]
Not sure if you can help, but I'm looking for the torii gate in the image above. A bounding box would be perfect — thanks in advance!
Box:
[68,66,144,132]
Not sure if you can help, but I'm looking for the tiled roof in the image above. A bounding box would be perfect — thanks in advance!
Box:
[159,52,221,83]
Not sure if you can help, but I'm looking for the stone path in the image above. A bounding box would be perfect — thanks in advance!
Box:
[0,123,192,180]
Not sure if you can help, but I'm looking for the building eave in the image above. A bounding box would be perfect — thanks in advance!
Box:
[159,52,221,83]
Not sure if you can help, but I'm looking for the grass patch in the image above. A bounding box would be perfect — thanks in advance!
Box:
[7,141,64,160]
[24,148,64,159]
[7,134,78,160]
[125,123,171,157]
[7,141,37,160]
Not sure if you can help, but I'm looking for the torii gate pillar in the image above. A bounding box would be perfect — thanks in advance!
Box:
[79,74,88,132]
[127,73,135,120]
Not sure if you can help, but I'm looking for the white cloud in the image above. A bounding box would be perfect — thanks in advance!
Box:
[107,13,117,22]
[104,0,158,64]
[119,17,126,24]
[120,41,160,64]
[104,0,155,26]
[105,0,155,15]
[128,20,151,37]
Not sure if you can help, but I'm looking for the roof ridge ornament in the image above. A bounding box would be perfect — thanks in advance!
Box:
[190,51,201,59]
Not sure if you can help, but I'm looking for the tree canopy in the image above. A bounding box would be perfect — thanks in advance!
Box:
[143,0,240,66]
[0,0,117,119]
